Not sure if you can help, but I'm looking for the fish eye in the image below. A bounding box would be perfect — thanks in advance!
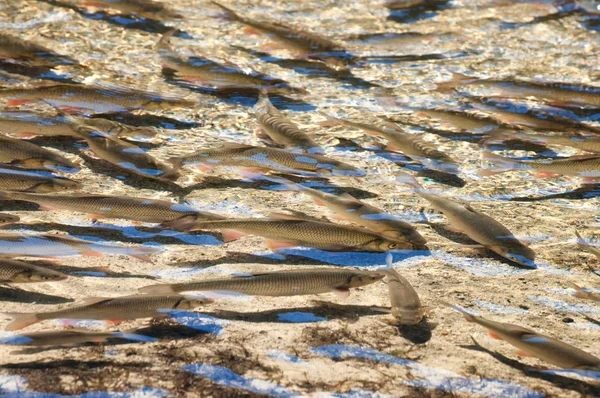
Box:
[388,243,398,249]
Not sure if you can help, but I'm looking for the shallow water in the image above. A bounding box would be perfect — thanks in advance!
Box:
[0,0,599,397]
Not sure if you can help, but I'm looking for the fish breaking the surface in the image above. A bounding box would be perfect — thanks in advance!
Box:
[446,303,600,370]
[139,268,384,297]
[3,294,214,331]
[0,257,67,283]
[164,213,410,252]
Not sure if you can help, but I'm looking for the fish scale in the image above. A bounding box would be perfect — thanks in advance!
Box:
[183,218,409,251]
[140,268,385,296]
[0,134,78,170]
[172,143,362,177]
[0,192,222,223]
[0,258,66,283]
[0,166,81,193]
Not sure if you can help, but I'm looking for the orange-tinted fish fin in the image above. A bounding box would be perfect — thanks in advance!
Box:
[385,144,401,152]
[265,239,296,250]
[107,319,125,326]
[221,229,247,242]
[488,330,503,340]
[6,99,31,107]
[39,204,61,211]
[331,214,348,221]
[236,167,269,178]
[194,164,214,173]
[312,198,326,207]
[514,350,534,357]
[534,171,558,178]
[82,252,103,257]
[243,27,261,35]
[333,288,350,298]
[268,212,306,221]
[15,132,37,138]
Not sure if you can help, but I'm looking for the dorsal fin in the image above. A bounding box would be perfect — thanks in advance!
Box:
[338,192,360,202]
[82,297,110,305]
[268,212,309,221]
[220,142,255,150]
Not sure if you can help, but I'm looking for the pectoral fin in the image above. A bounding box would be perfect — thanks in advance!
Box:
[333,288,350,298]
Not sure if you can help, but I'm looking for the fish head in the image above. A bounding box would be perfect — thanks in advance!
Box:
[13,268,67,283]
[177,297,215,309]
[391,307,424,325]
[380,229,427,248]
[34,179,83,193]
[348,271,386,288]
[19,159,80,173]
[365,237,410,252]
[493,244,536,268]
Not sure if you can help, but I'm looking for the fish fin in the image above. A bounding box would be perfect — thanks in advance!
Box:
[236,166,269,178]
[111,332,157,343]
[331,214,348,221]
[369,306,392,314]
[37,204,61,211]
[444,224,464,234]
[3,313,38,331]
[220,142,255,150]
[488,331,503,340]
[6,99,31,107]
[130,254,153,263]
[107,319,125,326]
[333,287,350,298]
[14,132,37,138]
[313,198,326,207]
[338,192,359,201]
[210,1,240,21]
[569,282,589,299]
[478,151,521,176]
[82,297,110,305]
[440,301,476,323]
[268,212,306,221]
[243,27,261,35]
[221,229,247,242]
[168,156,184,171]
[534,171,558,178]
[265,239,297,250]
[138,284,176,294]
[435,72,479,93]
[514,350,534,357]
[82,251,103,257]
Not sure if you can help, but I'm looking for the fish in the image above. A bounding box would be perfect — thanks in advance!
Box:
[0,165,82,193]
[446,303,600,370]
[0,134,79,171]
[319,114,459,173]
[158,30,305,96]
[0,232,160,262]
[570,283,600,303]
[0,32,80,68]
[139,268,385,297]
[437,73,600,109]
[0,111,157,141]
[575,230,600,262]
[2,294,213,331]
[211,1,354,67]
[254,92,322,153]
[412,108,502,134]
[398,172,535,266]
[0,329,157,347]
[0,83,196,113]
[83,0,182,19]
[279,179,426,248]
[0,213,19,224]
[169,142,365,178]
[162,212,411,252]
[68,115,159,141]
[0,257,67,283]
[383,268,423,325]
[0,191,223,224]
[479,151,600,180]
[68,118,178,182]
[488,130,600,155]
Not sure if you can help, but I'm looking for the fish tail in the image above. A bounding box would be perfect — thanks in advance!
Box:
[211,1,241,21]
[111,332,157,343]
[3,313,38,331]
[395,171,422,189]
[478,151,520,176]
[568,282,588,299]
[434,72,479,93]
[316,112,342,127]
[440,301,476,322]
[168,156,184,171]
[157,29,177,51]
[160,215,199,231]
[138,284,176,295]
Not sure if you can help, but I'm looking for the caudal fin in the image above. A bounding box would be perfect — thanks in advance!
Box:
[160,214,199,231]
[138,284,176,295]
[478,151,520,176]
[3,313,38,331]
